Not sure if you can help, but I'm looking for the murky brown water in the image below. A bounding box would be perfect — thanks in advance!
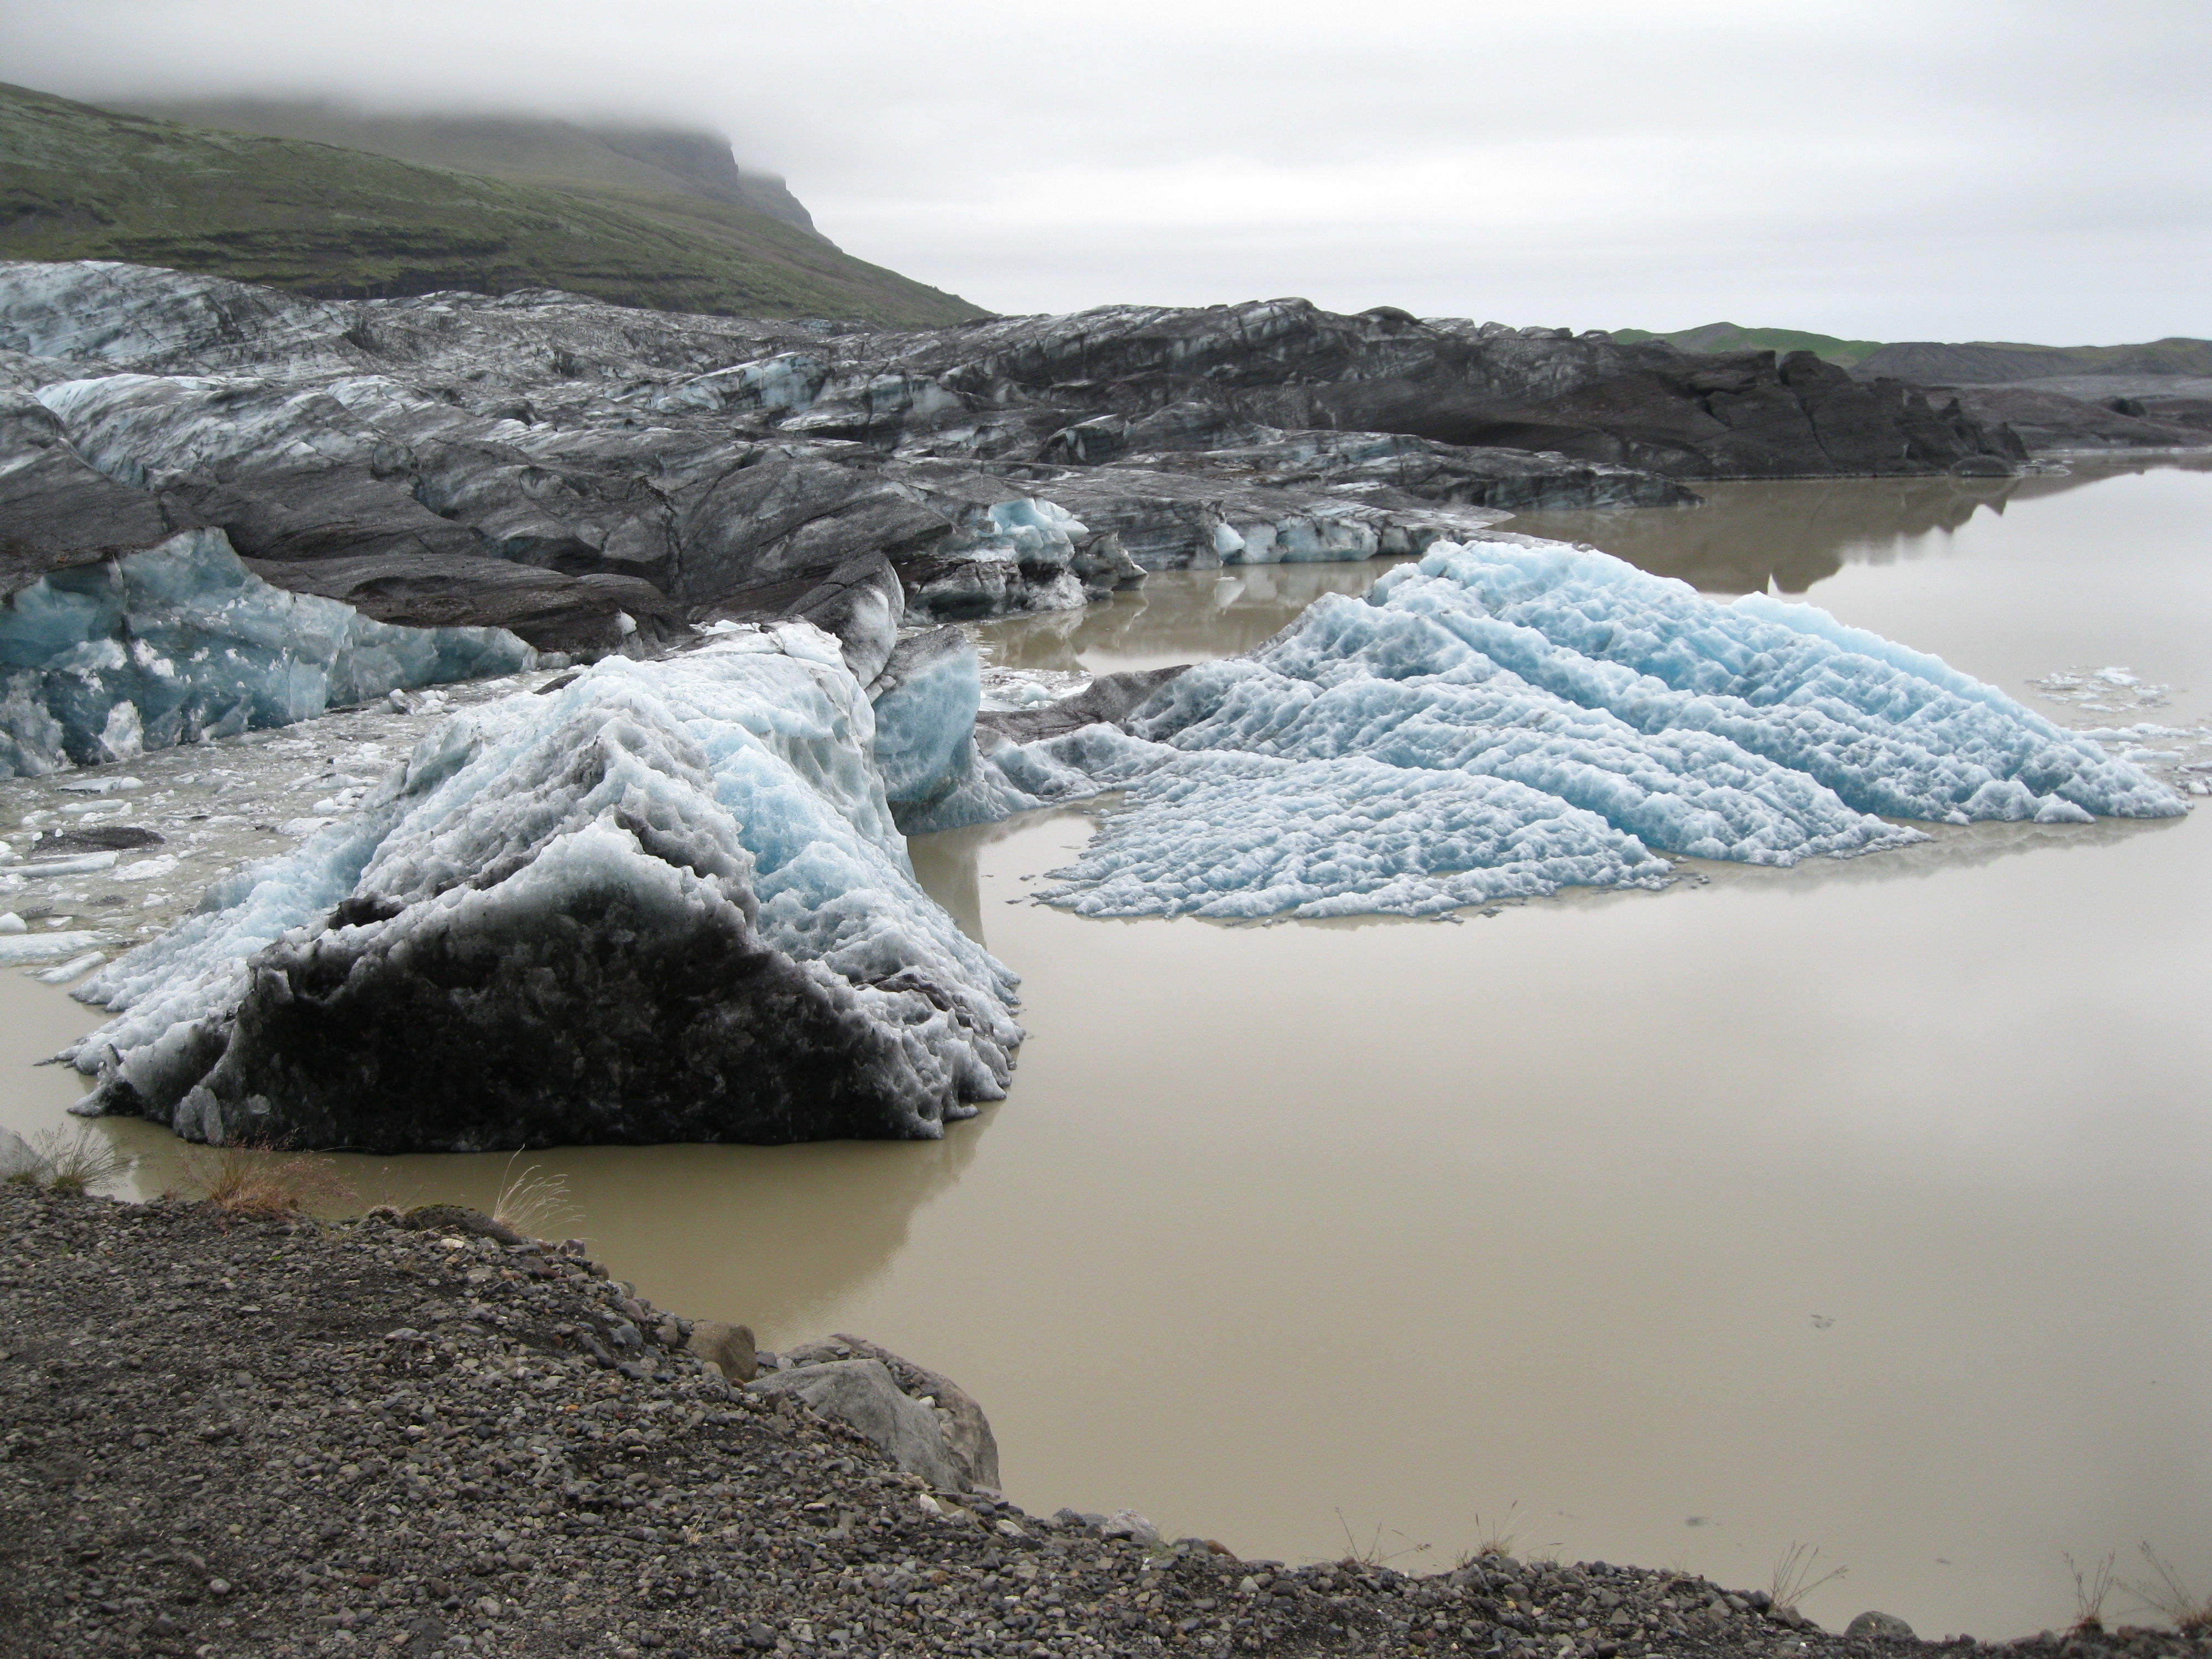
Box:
[4,458,2209,1637]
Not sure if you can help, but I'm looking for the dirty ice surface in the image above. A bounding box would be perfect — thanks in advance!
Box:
[0,670,558,987]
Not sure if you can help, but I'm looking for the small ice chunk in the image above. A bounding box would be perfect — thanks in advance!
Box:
[55,776,144,794]
[29,950,105,983]
[0,912,23,933]
[19,851,120,876]
[112,855,181,881]
[0,930,107,964]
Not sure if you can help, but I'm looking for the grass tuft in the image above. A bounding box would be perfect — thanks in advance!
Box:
[2128,1543,2212,1635]
[183,1138,354,1219]
[491,1155,577,1240]
[8,1125,137,1196]
[1768,1542,1847,1619]
[1334,1507,1434,1569]
[1471,1501,1524,1561]
[2067,1551,2115,1634]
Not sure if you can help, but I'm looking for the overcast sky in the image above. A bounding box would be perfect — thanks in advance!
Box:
[6,0,2206,341]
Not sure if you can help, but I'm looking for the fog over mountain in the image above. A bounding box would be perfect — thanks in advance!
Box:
[3,0,2206,343]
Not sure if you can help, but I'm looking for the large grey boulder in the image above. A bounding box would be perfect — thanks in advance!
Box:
[782,1333,1001,1491]
[747,1358,965,1491]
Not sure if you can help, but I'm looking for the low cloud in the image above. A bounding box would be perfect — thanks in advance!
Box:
[6,0,2205,338]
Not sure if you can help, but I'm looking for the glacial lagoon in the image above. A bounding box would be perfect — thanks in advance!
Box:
[3,456,2207,1637]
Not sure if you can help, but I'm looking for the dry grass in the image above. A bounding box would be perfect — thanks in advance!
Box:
[2128,1543,2212,1635]
[1768,1542,1847,1619]
[1335,1509,1434,1570]
[182,1138,354,1219]
[1471,1501,1524,1561]
[491,1155,577,1240]
[2067,1551,2116,1634]
[9,1125,137,1196]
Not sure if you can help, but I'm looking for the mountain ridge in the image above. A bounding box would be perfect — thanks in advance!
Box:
[100,96,829,244]
[0,82,984,327]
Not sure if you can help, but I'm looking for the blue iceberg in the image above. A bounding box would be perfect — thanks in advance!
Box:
[941,538,2184,917]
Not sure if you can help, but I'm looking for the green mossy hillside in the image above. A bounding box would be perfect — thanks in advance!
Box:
[1611,322,1886,367]
[0,82,985,327]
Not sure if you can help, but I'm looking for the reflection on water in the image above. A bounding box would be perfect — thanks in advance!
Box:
[976,560,1418,674]
[973,459,2212,689]
[0,979,983,1341]
[4,463,2211,1639]
[1506,455,2212,597]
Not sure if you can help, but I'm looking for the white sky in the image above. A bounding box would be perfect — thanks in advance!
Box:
[5,0,2207,341]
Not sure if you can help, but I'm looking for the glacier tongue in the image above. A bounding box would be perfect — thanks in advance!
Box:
[952,537,2184,919]
[0,527,533,777]
[69,626,1022,1151]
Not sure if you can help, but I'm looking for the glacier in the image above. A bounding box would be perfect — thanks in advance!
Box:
[0,527,533,777]
[67,624,1021,1151]
[925,538,2184,918]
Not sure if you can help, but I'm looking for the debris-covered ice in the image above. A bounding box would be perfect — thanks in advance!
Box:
[66,626,1021,1151]
[0,528,533,778]
[937,538,2187,918]
[2030,665,2172,713]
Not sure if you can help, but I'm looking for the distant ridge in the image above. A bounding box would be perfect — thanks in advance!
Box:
[0,82,984,327]
[1611,322,1884,367]
[1613,320,2212,383]
[1850,337,2212,383]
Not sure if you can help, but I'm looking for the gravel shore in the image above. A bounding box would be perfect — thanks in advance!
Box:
[1,1185,2203,1659]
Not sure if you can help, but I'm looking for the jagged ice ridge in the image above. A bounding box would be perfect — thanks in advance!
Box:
[912,539,2184,918]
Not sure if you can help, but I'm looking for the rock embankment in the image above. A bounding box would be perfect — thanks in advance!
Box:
[4,1184,2205,1659]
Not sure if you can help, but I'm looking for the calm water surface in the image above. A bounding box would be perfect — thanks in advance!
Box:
[4,459,2208,1637]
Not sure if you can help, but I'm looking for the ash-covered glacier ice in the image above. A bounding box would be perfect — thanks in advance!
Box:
[67,625,1022,1151]
[942,537,2184,919]
[0,528,533,777]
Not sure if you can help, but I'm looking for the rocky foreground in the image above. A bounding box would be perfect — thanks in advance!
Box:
[5,1183,2206,1659]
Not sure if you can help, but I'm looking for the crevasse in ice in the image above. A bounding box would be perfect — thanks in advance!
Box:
[931,538,2184,918]
[0,528,534,777]
[69,625,1022,1151]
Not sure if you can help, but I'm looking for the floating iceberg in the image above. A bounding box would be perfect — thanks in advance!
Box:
[938,538,2184,918]
[0,528,534,777]
[69,625,1021,1151]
